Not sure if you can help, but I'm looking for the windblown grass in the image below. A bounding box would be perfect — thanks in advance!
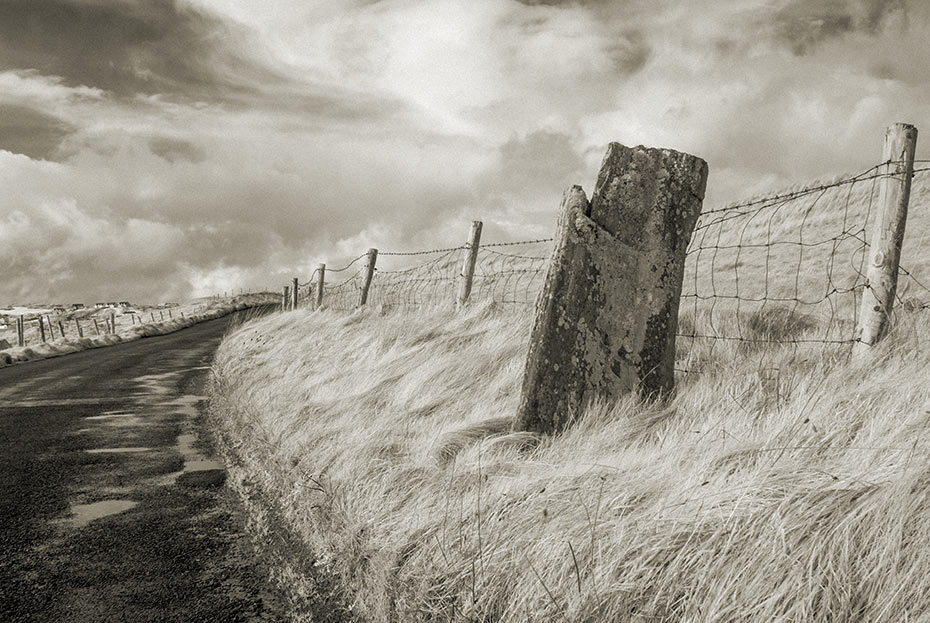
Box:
[209,298,930,621]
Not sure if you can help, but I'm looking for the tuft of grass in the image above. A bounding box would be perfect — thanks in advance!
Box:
[207,298,930,621]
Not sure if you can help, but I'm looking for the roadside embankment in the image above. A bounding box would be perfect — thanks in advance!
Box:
[0,293,277,368]
[208,301,930,621]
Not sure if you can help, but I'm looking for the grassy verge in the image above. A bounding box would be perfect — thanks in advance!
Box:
[207,300,930,621]
[0,293,278,368]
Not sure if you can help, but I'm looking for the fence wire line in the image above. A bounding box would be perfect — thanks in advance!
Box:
[287,158,928,373]
[295,239,555,311]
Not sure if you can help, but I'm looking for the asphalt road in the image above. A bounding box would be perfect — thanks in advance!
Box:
[0,308,290,622]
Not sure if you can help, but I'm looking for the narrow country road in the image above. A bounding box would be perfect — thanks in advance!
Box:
[0,308,289,622]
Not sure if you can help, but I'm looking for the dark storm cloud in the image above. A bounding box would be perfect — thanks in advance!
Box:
[0,0,230,98]
[493,129,586,196]
[0,104,73,160]
[605,32,650,75]
[772,0,907,55]
[0,0,324,109]
[147,137,205,163]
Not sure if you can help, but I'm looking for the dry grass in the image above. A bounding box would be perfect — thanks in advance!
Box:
[209,298,930,622]
[206,168,930,621]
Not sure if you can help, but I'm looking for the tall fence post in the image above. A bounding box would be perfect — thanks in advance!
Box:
[282,286,289,312]
[111,312,116,333]
[17,316,25,347]
[316,264,326,309]
[93,319,101,335]
[292,277,299,310]
[514,142,708,436]
[74,318,83,338]
[358,248,378,307]
[457,221,483,306]
[853,123,918,355]
[58,321,65,338]
[38,317,46,343]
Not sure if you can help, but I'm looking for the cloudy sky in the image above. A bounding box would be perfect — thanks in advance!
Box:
[2,0,929,304]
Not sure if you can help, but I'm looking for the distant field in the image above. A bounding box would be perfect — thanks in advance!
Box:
[206,168,930,621]
[0,296,263,348]
[0,293,278,366]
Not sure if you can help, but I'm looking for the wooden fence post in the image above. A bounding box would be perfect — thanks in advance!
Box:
[74,318,84,338]
[93,319,101,335]
[37,317,45,343]
[168,309,172,319]
[111,312,116,333]
[457,221,483,305]
[358,249,378,307]
[854,123,918,355]
[282,286,289,312]
[45,316,53,339]
[159,311,164,321]
[292,277,299,310]
[514,142,708,436]
[316,264,326,309]
[17,316,24,347]
[58,321,65,338]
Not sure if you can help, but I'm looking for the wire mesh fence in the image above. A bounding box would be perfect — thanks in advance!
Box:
[320,253,368,313]
[368,247,465,310]
[675,164,880,370]
[288,156,930,374]
[293,239,555,312]
[471,240,553,307]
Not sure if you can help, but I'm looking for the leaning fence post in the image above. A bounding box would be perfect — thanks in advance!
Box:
[514,142,708,436]
[358,248,378,307]
[58,321,65,338]
[316,264,326,309]
[282,286,289,312]
[74,318,84,338]
[93,319,101,335]
[457,221,483,305]
[292,277,299,310]
[854,123,918,355]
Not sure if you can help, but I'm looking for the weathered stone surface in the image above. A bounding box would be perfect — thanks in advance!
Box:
[514,143,708,435]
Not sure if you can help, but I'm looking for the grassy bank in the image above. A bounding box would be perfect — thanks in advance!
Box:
[0,293,278,368]
[208,299,930,621]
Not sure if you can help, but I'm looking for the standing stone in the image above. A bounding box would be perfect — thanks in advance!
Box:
[514,143,708,435]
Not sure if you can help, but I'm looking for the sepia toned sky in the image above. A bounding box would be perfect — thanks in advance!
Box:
[2,0,929,304]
